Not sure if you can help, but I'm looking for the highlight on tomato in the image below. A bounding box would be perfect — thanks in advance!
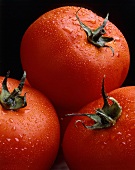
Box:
[62,79,135,170]
[20,6,130,111]
[0,71,60,170]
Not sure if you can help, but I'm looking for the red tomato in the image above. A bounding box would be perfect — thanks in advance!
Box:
[62,86,135,170]
[0,72,60,170]
[20,6,130,111]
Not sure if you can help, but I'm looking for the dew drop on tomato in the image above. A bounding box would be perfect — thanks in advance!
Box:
[31,144,34,148]
[14,138,19,142]
[115,52,119,57]
[11,126,16,131]
[6,138,11,142]
[1,110,7,115]
[8,118,14,123]
[90,18,96,24]
[21,148,25,151]
[114,36,120,41]
[62,26,73,34]
[126,133,131,137]
[119,141,127,149]
[117,131,122,135]
[24,109,30,114]
[19,134,23,138]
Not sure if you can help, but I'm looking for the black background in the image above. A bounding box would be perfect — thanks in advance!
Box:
[0,0,135,86]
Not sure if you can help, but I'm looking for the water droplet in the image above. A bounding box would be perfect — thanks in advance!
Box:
[1,110,7,115]
[121,142,126,145]
[24,109,30,113]
[1,134,4,138]
[73,20,79,25]
[60,117,64,121]
[125,114,129,118]
[9,118,14,123]
[127,133,131,137]
[114,36,120,41]
[29,141,32,145]
[117,132,122,135]
[62,26,73,34]
[14,138,19,142]
[101,141,107,149]
[12,126,16,131]
[23,147,27,150]
[6,138,11,142]
[115,52,119,57]
[19,134,23,138]
[90,18,96,24]
[128,139,131,142]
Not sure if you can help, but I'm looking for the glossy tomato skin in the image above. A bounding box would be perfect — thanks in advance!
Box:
[20,6,130,111]
[0,77,60,170]
[62,86,135,170]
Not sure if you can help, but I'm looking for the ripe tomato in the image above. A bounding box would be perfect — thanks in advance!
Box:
[62,86,135,170]
[20,6,130,111]
[0,72,60,170]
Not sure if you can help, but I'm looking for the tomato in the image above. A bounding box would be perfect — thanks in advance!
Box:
[62,85,135,170]
[20,6,130,111]
[0,72,60,170]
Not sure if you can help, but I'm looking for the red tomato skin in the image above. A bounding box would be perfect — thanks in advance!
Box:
[20,6,130,111]
[0,77,60,170]
[62,86,135,170]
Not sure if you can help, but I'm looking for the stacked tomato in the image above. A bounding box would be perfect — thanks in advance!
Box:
[1,6,134,170]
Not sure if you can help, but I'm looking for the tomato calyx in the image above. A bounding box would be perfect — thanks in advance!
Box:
[66,78,122,129]
[76,8,114,56]
[0,71,27,110]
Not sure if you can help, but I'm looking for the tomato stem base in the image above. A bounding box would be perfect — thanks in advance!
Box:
[76,8,114,56]
[0,71,27,110]
[66,77,122,129]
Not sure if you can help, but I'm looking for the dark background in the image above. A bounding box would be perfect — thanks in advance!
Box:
[0,0,135,86]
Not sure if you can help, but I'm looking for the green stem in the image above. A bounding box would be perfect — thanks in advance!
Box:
[66,77,122,130]
[0,71,27,110]
[76,8,114,56]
